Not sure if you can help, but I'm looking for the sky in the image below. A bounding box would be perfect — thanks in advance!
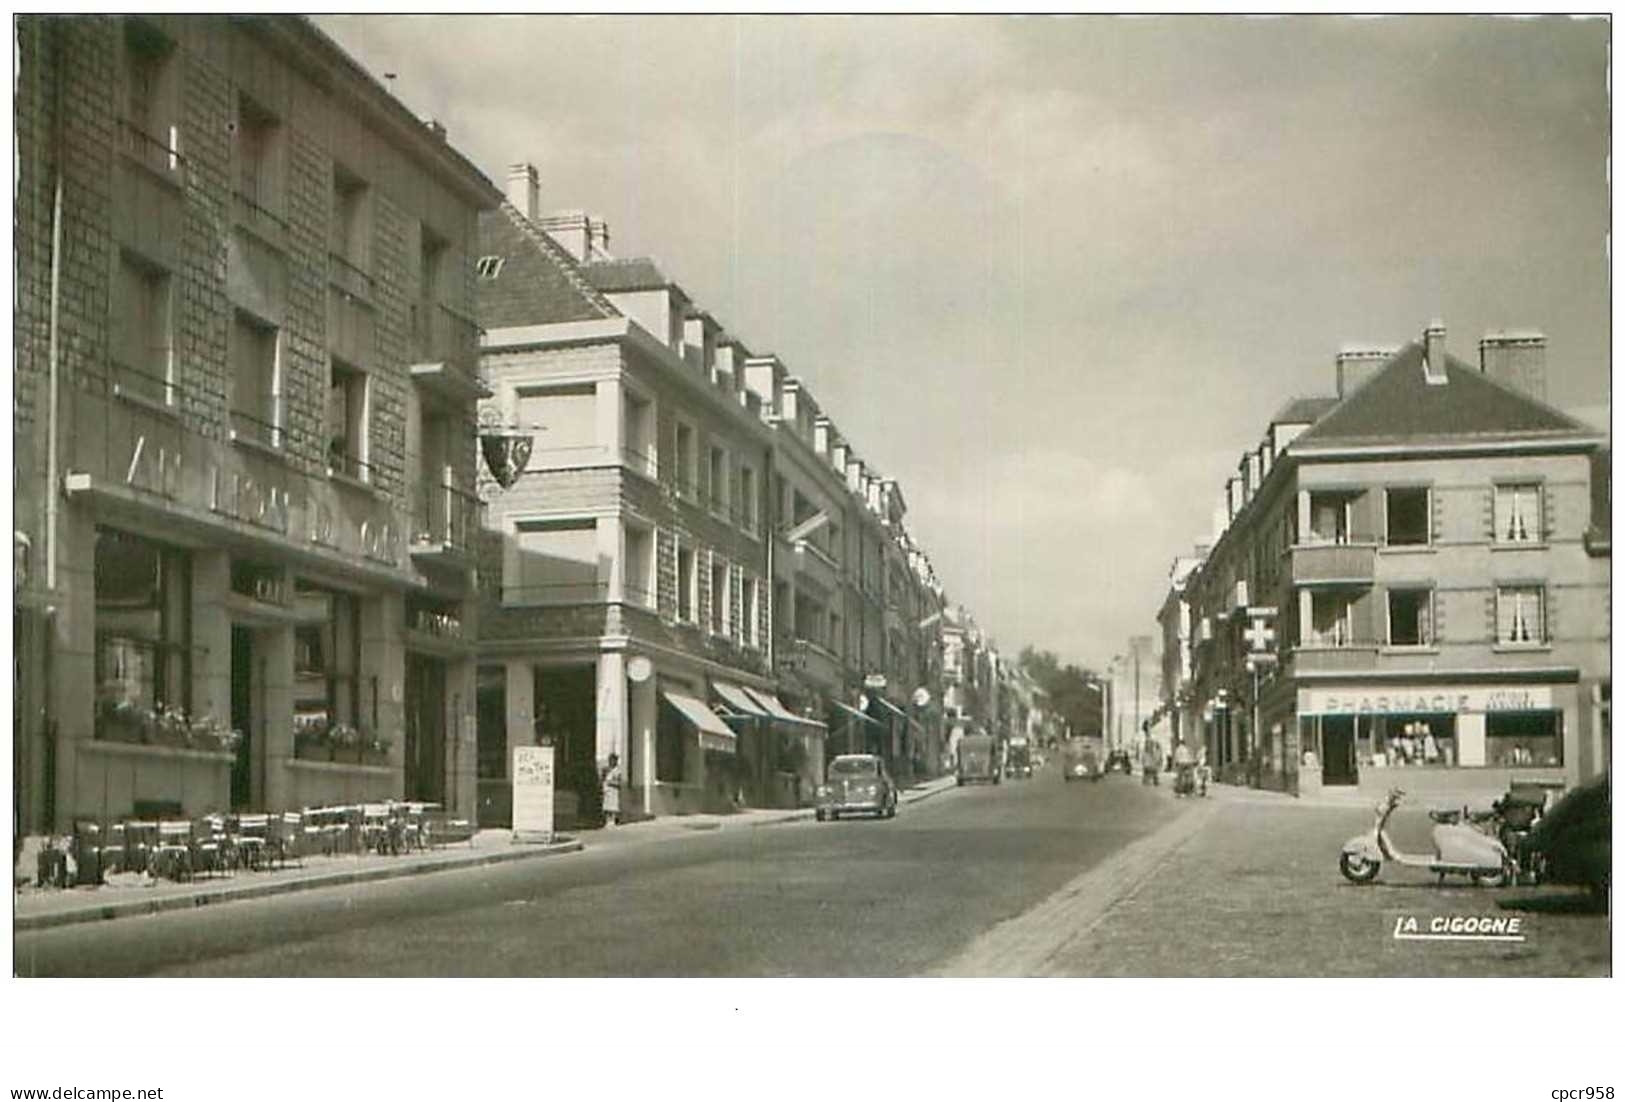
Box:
[319,14,1610,672]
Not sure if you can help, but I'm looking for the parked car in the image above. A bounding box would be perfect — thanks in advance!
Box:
[1526,773,1609,902]
[1105,749,1134,775]
[816,755,898,821]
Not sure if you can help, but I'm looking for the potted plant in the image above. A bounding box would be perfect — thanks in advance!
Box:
[330,722,363,764]
[362,729,393,767]
[294,715,331,761]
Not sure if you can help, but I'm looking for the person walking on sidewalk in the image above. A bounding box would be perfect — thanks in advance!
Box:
[600,753,623,827]
[1140,738,1161,786]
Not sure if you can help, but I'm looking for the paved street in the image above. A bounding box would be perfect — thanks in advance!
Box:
[14,765,1182,977]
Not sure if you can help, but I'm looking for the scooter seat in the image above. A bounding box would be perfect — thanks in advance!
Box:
[1427,808,1464,824]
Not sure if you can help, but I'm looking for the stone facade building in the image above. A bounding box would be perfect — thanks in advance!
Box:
[13,15,500,831]
[1177,322,1610,798]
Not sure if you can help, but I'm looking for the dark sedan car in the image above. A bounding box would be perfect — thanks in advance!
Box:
[1526,773,1610,902]
[815,754,898,821]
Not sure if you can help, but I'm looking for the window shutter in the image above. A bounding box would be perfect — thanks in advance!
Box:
[1542,484,1555,543]
[1430,487,1443,542]
[1484,487,1497,541]
[1541,587,1554,644]
[1495,588,1514,643]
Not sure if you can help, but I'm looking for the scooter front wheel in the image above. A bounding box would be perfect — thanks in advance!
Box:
[1472,863,1511,888]
[1339,852,1381,884]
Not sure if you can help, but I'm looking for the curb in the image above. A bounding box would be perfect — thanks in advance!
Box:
[14,838,584,933]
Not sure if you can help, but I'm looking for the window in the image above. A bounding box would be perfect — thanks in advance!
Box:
[623,525,654,609]
[475,256,505,279]
[673,422,697,499]
[511,519,599,604]
[327,358,369,481]
[794,592,823,647]
[1307,591,1353,647]
[826,521,842,564]
[1307,492,1353,545]
[742,577,759,647]
[414,227,448,358]
[1387,589,1432,647]
[656,691,687,782]
[113,251,173,404]
[235,94,284,219]
[1385,487,1430,546]
[1486,712,1563,767]
[331,166,370,280]
[1496,586,1545,645]
[293,582,361,741]
[516,384,597,465]
[708,445,729,518]
[738,464,757,534]
[709,556,729,634]
[623,389,656,477]
[677,544,697,623]
[229,311,281,448]
[94,528,190,741]
[121,20,178,174]
[1494,484,1542,544]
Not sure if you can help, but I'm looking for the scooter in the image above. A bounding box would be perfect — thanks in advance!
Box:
[1338,787,1514,887]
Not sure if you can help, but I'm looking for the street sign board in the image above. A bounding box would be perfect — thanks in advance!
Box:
[512,745,555,843]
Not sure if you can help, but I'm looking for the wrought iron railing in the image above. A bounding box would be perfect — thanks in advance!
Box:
[229,400,282,450]
[111,358,176,409]
[411,301,481,363]
[232,188,290,241]
[326,443,379,486]
[116,117,185,180]
[328,250,375,301]
[408,477,480,554]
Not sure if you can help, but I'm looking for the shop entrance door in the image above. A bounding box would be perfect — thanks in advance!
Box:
[1321,716,1357,786]
[404,652,447,803]
[230,626,256,809]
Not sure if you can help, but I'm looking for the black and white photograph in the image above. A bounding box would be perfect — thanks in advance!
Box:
[6,10,1618,1099]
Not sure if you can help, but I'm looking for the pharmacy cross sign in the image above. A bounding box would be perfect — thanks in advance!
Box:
[1244,606,1277,655]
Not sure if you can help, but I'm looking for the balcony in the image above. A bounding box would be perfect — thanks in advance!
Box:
[782,638,845,690]
[116,117,185,188]
[1291,541,1377,585]
[410,303,489,401]
[791,537,841,590]
[328,250,375,305]
[232,189,290,253]
[408,476,480,565]
[1289,641,1380,675]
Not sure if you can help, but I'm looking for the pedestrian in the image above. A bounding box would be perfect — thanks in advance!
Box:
[600,752,622,827]
[1140,738,1161,786]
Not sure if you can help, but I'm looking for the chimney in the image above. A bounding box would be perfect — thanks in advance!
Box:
[589,217,611,259]
[1336,344,1398,397]
[1479,330,1547,402]
[505,163,540,221]
[1422,319,1448,385]
[539,210,593,263]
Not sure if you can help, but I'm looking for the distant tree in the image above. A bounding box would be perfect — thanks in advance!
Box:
[1020,648,1103,740]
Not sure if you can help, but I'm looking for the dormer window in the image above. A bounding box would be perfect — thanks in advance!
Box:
[476,256,505,279]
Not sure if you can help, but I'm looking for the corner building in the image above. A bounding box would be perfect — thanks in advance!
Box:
[1185,323,1610,799]
[13,16,502,830]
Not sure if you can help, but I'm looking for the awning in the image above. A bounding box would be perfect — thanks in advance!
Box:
[744,688,828,731]
[832,700,884,728]
[662,691,737,753]
[712,681,768,718]
[868,695,910,723]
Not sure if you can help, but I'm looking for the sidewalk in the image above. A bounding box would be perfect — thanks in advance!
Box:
[14,775,960,933]
[1042,781,1609,977]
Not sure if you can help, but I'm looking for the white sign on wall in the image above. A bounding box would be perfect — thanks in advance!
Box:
[1299,685,1554,717]
[512,745,555,843]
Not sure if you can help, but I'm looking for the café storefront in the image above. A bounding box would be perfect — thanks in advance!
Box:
[1294,681,1575,797]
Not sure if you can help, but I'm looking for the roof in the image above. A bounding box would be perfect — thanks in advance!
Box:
[1270,395,1340,426]
[582,257,672,294]
[1294,342,1593,447]
[476,202,620,328]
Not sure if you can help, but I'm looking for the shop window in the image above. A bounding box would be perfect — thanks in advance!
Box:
[94,528,190,741]
[229,310,282,448]
[1372,715,1456,767]
[113,250,173,404]
[656,692,687,782]
[1494,484,1542,544]
[327,358,369,481]
[293,583,361,748]
[1496,586,1545,645]
[1385,487,1430,546]
[1486,712,1562,767]
[1387,589,1432,647]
